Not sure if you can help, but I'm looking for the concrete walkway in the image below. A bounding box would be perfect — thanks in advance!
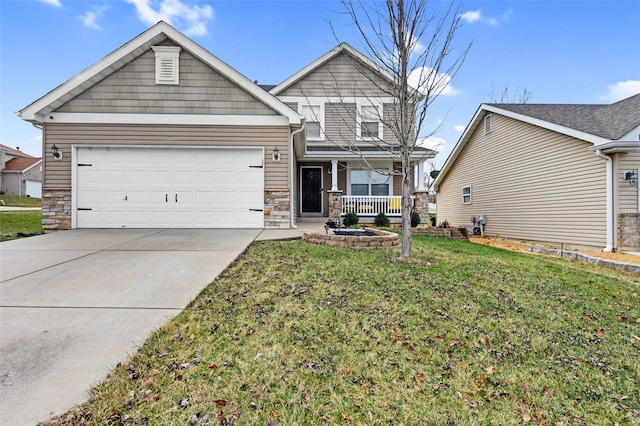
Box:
[0,229,260,426]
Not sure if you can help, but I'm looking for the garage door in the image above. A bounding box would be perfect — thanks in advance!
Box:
[76,147,264,228]
[26,180,42,198]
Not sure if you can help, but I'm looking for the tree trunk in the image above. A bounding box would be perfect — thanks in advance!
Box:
[401,155,412,258]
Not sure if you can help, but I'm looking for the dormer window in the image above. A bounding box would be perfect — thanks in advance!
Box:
[152,46,181,85]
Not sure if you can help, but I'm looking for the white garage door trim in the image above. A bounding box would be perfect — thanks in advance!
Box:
[72,145,265,229]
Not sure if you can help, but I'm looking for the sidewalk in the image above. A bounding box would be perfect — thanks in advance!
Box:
[256,220,326,241]
[0,206,41,211]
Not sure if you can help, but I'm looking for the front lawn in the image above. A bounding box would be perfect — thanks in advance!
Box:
[0,211,43,241]
[47,236,640,425]
[0,194,41,207]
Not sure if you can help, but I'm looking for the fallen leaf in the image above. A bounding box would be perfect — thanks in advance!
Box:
[522,412,531,422]
[455,361,469,369]
[536,410,546,423]
[145,377,155,387]
[209,363,218,370]
[362,384,369,394]
[271,411,279,418]
[485,365,496,374]
[542,386,554,395]
[215,399,227,407]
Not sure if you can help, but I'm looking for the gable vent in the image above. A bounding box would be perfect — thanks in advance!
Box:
[152,46,181,85]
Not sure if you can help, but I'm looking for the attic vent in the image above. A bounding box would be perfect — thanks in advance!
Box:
[152,46,181,85]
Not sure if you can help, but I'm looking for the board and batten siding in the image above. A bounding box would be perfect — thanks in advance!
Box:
[278,53,392,98]
[436,113,607,249]
[616,151,640,213]
[56,49,277,116]
[43,123,289,189]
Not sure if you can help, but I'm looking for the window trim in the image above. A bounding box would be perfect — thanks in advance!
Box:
[152,46,181,85]
[300,103,325,141]
[462,185,472,204]
[484,114,493,134]
[356,101,383,140]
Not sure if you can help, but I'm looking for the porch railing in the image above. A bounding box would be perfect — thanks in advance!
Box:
[341,196,415,217]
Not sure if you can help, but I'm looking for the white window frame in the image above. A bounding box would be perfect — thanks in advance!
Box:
[356,101,383,140]
[347,167,393,196]
[462,185,472,204]
[300,103,325,141]
[484,115,493,134]
[152,46,181,85]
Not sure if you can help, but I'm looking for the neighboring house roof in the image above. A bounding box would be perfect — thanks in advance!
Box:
[3,157,41,173]
[434,94,640,188]
[269,42,398,96]
[490,93,640,140]
[0,144,33,158]
[17,21,301,126]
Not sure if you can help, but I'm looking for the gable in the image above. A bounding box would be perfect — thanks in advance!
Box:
[18,21,300,126]
[276,51,394,98]
[55,46,278,116]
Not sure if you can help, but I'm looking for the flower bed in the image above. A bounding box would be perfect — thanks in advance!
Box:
[303,228,400,249]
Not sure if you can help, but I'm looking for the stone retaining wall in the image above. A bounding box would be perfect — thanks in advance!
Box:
[526,245,640,274]
[303,228,400,249]
[412,227,469,241]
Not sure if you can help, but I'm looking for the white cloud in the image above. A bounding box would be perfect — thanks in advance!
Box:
[125,0,213,36]
[459,10,481,23]
[453,125,466,132]
[417,136,447,152]
[408,67,460,96]
[460,9,511,26]
[39,0,62,7]
[79,5,109,30]
[602,80,640,102]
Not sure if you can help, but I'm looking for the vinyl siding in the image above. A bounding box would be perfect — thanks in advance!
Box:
[436,113,607,249]
[56,49,277,116]
[43,123,289,189]
[617,151,640,213]
[278,53,392,98]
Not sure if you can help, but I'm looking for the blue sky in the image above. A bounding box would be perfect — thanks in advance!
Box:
[2,0,639,166]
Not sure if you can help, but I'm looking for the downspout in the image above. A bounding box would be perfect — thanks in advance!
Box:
[289,120,305,229]
[594,149,613,252]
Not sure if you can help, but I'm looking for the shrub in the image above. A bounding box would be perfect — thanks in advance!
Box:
[374,212,390,227]
[343,212,359,227]
[411,211,421,227]
[437,220,451,228]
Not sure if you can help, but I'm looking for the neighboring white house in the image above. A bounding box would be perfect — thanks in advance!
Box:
[434,94,640,252]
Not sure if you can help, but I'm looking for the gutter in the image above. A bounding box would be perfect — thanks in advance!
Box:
[289,121,306,228]
[593,149,614,252]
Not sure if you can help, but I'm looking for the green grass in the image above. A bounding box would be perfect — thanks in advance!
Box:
[46,237,640,425]
[0,211,43,241]
[0,194,41,207]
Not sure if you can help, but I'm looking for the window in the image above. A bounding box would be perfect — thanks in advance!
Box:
[301,104,323,140]
[484,115,493,134]
[350,170,390,196]
[152,46,181,85]
[462,186,472,204]
[358,103,382,139]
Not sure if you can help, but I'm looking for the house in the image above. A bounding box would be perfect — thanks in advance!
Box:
[17,21,433,230]
[0,144,42,197]
[433,94,640,252]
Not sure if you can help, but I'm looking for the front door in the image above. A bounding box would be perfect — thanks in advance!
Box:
[301,167,322,215]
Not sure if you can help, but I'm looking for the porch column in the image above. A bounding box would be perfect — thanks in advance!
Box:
[414,161,426,191]
[327,190,343,223]
[331,159,338,191]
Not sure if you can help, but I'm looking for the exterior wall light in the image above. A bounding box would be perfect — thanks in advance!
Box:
[51,144,63,160]
[272,146,280,162]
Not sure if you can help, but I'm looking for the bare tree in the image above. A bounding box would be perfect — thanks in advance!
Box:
[487,83,534,103]
[330,0,471,258]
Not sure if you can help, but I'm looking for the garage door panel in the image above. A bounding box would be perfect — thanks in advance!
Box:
[76,147,264,229]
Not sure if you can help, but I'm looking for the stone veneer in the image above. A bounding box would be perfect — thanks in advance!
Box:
[264,189,291,229]
[618,213,640,250]
[327,190,343,222]
[303,228,400,249]
[41,187,71,230]
[413,191,434,223]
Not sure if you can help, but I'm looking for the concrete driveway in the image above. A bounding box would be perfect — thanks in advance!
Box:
[0,229,260,426]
